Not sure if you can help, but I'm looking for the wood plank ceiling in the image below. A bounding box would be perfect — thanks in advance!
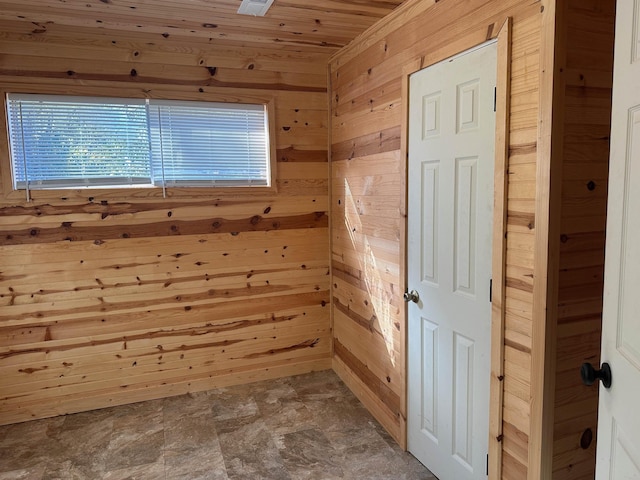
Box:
[0,0,406,52]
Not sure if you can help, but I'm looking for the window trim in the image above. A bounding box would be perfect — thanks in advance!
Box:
[0,87,278,203]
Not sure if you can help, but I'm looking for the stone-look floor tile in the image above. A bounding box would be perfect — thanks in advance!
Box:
[338,438,409,480]
[337,432,436,480]
[163,403,227,479]
[323,423,387,453]
[0,371,437,480]
[369,422,436,479]
[104,429,165,472]
[254,382,316,436]
[41,438,113,480]
[210,390,258,422]
[371,418,402,449]
[0,443,50,473]
[41,410,114,479]
[164,410,218,453]
[279,428,344,479]
[0,464,46,480]
[165,446,228,480]
[263,399,316,437]
[253,380,298,408]
[0,417,66,473]
[217,415,291,480]
[102,459,166,480]
[104,399,165,472]
[290,370,350,400]
[304,392,377,435]
[110,399,164,430]
[0,417,63,448]
[42,459,104,480]
[163,391,212,418]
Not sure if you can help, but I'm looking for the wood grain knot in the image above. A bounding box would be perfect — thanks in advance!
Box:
[580,428,593,449]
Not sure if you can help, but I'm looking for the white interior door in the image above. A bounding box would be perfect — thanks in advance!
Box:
[407,42,496,480]
[595,1,640,478]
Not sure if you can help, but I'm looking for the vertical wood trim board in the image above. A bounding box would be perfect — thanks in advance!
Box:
[329,1,544,476]
[530,1,563,478]
[489,17,513,480]
[397,57,420,452]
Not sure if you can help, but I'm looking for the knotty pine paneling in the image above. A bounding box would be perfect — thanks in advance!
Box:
[551,2,615,479]
[0,0,405,52]
[0,24,331,425]
[329,0,543,475]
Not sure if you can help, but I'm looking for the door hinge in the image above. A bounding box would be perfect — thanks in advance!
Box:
[489,278,493,302]
[493,86,497,112]
[486,453,489,476]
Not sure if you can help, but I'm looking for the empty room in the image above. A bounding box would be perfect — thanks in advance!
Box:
[0,0,636,479]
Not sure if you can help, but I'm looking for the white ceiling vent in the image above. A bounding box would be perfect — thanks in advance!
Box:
[237,0,274,16]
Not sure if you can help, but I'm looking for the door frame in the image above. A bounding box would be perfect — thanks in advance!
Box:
[399,18,511,479]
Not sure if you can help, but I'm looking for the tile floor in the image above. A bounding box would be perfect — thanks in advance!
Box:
[0,370,436,479]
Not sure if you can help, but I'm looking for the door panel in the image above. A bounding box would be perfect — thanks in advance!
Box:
[407,41,496,480]
[421,317,439,440]
[452,332,474,469]
[596,1,640,477]
[421,161,439,285]
[454,156,477,296]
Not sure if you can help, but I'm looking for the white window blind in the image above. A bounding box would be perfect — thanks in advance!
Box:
[149,100,269,187]
[7,95,151,188]
[6,94,271,191]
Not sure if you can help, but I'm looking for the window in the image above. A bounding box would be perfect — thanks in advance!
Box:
[6,94,272,191]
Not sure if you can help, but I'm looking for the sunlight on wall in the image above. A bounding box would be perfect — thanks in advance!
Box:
[343,179,397,367]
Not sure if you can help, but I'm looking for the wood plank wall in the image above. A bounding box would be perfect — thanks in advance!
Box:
[0,23,332,424]
[329,0,547,476]
[551,1,615,478]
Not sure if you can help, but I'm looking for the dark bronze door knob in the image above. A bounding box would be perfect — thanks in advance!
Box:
[580,362,612,389]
